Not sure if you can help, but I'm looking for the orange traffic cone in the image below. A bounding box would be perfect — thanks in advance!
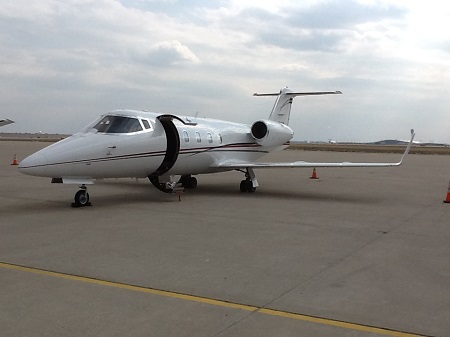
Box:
[310,167,319,179]
[444,182,450,203]
[11,154,19,166]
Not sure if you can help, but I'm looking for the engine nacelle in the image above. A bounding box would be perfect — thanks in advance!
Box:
[251,120,293,147]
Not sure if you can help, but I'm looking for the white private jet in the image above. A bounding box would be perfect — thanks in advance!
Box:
[0,118,14,127]
[18,87,415,207]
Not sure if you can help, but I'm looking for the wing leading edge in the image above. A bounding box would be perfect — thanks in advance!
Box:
[214,129,415,169]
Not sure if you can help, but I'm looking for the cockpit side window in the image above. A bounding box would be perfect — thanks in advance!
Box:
[142,119,151,130]
[93,116,143,133]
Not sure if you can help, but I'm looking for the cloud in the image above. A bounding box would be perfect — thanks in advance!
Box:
[1,0,449,143]
[144,40,201,66]
[285,0,407,30]
[226,1,407,54]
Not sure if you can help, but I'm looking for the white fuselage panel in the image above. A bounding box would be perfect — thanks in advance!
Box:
[18,110,281,179]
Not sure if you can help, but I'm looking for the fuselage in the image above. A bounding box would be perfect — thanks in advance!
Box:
[18,110,288,180]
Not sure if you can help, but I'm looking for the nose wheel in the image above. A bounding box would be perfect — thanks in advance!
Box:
[72,185,91,207]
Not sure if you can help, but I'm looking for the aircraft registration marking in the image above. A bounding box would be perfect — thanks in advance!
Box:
[0,261,427,337]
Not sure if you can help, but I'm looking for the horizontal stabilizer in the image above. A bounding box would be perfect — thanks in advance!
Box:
[254,87,342,125]
[253,91,342,97]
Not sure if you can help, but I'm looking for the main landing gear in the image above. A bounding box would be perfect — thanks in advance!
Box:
[148,174,198,193]
[179,174,197,189]
[72,184,91,208]
[239,168,258,193]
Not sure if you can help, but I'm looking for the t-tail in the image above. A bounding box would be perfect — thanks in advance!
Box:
[254,87,342,125]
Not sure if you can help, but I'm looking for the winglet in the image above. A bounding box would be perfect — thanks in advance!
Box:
[397,129,415,165]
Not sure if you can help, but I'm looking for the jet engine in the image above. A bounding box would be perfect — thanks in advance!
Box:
[251,120,293,147]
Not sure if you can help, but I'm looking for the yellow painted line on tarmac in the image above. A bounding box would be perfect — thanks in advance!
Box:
[258,308,426,337]
[0,261,427,337]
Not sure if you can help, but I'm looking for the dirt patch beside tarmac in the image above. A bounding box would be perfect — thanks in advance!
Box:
[288,143,450,155]
[1,133,449,155]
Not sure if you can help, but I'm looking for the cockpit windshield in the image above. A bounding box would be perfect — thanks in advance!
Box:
[93,116,143,134]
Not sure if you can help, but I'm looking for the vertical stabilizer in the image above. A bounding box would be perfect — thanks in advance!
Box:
[253,87,342,125]
[269,87,294,125]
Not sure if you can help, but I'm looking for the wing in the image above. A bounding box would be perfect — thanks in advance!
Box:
[0,118,14,127]
[214,129,415,170]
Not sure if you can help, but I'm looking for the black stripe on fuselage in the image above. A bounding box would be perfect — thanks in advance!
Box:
[20,143,267,169]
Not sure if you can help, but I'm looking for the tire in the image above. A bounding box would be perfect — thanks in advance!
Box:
[180,175,197,189]
[74,190,90,206]
[246,180,256,193]
[188,177,197,189]
[240,180,248,192]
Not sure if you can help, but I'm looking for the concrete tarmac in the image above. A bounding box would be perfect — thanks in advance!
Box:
[1,141,449,337]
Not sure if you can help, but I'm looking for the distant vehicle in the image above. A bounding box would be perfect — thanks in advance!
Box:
[18,87,415,207]
[0,118,14,127]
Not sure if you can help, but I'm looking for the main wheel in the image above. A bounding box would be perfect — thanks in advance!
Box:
[187,177,197,189]
[180,175,197,189]
[240,180,248,192]
[74,190,90,207]
[246,180,256,193]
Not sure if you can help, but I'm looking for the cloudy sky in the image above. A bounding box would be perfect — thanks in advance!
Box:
[1,0,449,143]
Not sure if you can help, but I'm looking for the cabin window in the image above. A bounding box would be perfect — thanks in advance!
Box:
[93,116,143,133]
[183,130,189,142]
[207,133,213,143]
[195,131,201,143]
[142,119,151,130]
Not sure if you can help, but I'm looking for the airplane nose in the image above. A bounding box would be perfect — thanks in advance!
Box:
[18,152,48,176]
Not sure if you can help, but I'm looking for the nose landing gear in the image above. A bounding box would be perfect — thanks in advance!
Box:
[72,185,91,208]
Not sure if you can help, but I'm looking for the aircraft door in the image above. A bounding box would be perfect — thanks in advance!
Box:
[151,115,180,176]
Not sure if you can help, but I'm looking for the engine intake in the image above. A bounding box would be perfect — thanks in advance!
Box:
[251,121,268,139]
[251,120,293,147]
